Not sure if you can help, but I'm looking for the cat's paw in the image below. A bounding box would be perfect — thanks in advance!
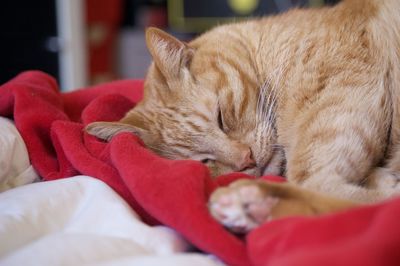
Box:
[209,179,279,233]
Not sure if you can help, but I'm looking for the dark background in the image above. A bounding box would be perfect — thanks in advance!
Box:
[0,0,339,87]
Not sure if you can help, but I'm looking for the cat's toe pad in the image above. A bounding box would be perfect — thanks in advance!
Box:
[209,180,279,233]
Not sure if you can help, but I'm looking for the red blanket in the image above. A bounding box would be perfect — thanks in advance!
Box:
[1,71,400,266]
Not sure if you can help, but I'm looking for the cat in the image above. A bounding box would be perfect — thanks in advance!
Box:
[86,0,400,233]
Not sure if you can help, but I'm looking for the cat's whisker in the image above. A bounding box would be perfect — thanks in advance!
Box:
[258,56,290,139]
[257,72,279,136]
[256,81,269,133]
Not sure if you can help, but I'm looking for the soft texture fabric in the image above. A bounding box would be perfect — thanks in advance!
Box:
[0,117,39,192]
[1,71,400,266]
[0,176,222,266]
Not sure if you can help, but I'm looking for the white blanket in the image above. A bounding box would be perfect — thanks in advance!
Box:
[0,119,222,266]
[0,117,39,192]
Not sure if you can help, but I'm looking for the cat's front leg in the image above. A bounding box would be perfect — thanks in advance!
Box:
[209,179,356,233]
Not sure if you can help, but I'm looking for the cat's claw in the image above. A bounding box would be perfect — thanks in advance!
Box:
[209,180,279,233]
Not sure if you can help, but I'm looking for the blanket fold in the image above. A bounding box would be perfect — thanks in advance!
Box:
[1,70,400,266]
[110,133,249,265]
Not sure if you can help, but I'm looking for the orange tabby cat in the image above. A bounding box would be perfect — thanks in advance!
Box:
[86,0,400,233]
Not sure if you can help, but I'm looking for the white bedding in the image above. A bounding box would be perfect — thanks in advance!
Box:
[0,118,222,266]
[0,117,39,192]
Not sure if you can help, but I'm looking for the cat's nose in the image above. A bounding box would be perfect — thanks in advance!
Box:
[236,149,256,171]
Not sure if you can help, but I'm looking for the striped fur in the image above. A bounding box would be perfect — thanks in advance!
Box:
[87,0,400,203]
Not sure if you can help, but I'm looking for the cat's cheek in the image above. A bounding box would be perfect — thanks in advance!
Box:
[208,162,235,178]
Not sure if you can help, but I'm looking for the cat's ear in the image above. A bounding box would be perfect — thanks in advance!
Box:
[145,27,194,80]
[85,121,146,141]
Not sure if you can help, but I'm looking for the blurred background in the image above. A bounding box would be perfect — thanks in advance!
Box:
[0,0,339,91]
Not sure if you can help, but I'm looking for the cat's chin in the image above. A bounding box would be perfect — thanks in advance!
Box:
[260,150,285,177]
[243,168,282,178]
[233,166,282,178]
[261,166,283,177]
[240,163,283,177]
[262,170,283,177]
[241,168,261,177]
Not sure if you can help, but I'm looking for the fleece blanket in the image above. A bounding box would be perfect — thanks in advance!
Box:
[1,70,400,266]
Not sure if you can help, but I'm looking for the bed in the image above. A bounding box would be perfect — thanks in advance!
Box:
[1,71,399,266]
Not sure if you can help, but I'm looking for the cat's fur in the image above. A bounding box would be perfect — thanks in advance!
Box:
[87,0,400,232]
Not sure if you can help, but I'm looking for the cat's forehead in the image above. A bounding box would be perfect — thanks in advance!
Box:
[191,50,221,75]
[141,92,214,126]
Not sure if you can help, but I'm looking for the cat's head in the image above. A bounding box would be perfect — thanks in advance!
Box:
[86,27,285,177]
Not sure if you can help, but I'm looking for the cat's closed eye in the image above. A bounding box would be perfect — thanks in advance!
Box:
[201,158,213,164]
[217,107,226,132]
[191,154,216,164]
